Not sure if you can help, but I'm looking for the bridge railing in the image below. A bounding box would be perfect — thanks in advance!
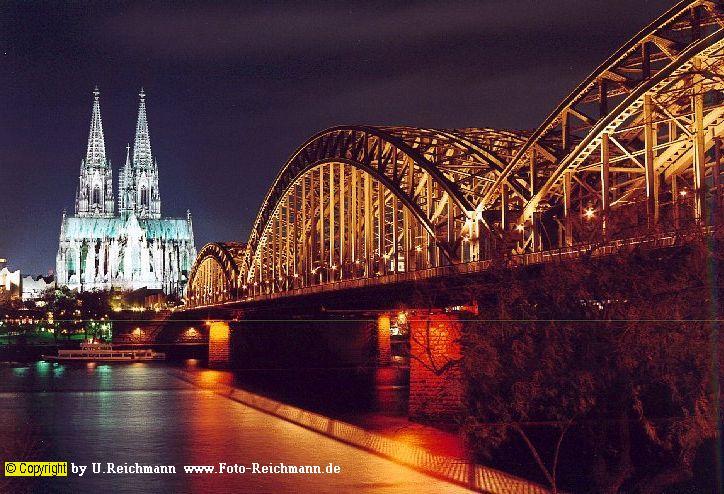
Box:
[184,223,718,310]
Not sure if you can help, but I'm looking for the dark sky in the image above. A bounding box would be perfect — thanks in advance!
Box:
[1,0,677,275]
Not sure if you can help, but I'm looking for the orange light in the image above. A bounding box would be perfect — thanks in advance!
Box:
[584,208,596,219]
[396,311,408,325]
[515,224,525,232]
[679,189,688,197]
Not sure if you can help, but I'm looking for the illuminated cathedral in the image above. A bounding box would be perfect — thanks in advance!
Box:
[56,88,196,295]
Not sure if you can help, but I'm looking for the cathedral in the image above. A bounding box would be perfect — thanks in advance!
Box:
[56,88,196,296]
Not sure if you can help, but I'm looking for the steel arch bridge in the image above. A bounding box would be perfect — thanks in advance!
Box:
[186,0,724,308]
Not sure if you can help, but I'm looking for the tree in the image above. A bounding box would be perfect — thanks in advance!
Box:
[461,236,721,493]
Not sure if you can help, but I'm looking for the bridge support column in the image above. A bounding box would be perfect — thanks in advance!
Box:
[377,314,392,365]
[408,312,463,423]
[208,321,231,368]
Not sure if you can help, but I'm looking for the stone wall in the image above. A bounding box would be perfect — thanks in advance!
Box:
[208,321,231,368]
[408,312,464,423]
[376,314,392,365]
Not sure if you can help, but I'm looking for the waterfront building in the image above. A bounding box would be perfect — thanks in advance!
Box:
[56,89,196,295]
[21,274,56,301]
[0,267,22,300]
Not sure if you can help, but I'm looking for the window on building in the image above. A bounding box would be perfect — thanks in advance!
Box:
[67,250,76,276]
[92,186,101,207]
[141,187,149,208]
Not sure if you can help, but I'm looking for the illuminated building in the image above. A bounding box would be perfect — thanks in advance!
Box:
[21,274,56,301]
[56,88,196,295]
[0,267,22,300]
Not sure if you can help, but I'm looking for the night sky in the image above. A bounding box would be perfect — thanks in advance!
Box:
[1,0,677,275]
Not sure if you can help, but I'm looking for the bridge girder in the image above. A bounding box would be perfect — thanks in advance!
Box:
[187,242,245,306]
[240,126,527,285]
[186,0,724,307]
[481,0,724,249]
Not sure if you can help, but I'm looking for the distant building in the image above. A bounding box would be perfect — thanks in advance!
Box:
[21,274,56,301]
[0,267,22,300]
[56,88,196,295]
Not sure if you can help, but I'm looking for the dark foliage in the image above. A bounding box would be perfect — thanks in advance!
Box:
[462,237,722,493]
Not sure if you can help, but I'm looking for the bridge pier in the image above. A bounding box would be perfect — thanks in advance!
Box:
[376,314,392,366]
[408,312,464,423]
[208,321,231,368]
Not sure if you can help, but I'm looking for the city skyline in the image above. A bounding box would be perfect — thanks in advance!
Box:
[1,0,677,274]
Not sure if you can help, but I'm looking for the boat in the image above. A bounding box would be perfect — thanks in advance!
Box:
[42,340,165,362]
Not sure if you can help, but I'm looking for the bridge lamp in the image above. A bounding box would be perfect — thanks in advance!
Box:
[515,224,525,232]
[415,245,422,252]
[383,254,390,260]
[294,273,299,278]
[584,208,596,220]
[331,265,337,270]
[679,189,688,197]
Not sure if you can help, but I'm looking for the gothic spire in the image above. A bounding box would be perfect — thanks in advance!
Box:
[85,86,107,167]
[132,88,153,169]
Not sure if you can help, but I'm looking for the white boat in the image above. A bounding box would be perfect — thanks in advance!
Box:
[42,341,165,362]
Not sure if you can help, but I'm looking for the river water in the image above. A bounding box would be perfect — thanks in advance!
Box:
[0,361,471,493]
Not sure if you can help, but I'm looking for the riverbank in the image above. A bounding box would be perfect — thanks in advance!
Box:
[173,368,547,494]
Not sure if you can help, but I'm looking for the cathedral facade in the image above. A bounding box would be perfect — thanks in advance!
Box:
[56,89,196,296]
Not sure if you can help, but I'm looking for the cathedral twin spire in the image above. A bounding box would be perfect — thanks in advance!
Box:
[76,87,161,220]
[132,89,153,170]
[85,87,107,168]
[76,87,113,218]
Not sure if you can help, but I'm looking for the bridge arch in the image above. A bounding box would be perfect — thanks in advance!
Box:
[482,0,724,250]
[185,0,722,307]
[186,242,245,307]
[239,126,527,295]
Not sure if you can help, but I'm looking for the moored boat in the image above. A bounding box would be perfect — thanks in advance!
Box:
[42,340,165,362]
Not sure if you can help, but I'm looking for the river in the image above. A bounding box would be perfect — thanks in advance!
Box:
[0,360,472,493]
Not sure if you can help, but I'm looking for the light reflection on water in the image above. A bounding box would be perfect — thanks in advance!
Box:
[0,360,462,494]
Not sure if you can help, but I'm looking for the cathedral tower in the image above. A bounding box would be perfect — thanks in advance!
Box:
[119,89,161,219]
[75,87,114,217]
[58,87,195,296]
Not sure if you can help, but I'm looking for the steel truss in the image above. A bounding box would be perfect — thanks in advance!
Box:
[187,242,245,306]
[187,0,724,307]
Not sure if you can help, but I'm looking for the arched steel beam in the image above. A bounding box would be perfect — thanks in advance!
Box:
[482,0,723,208]
[521,29,724,221]
[187,242,244,293]
[434,129,530,200]
[241,125,519,274]
[245,156,454,281]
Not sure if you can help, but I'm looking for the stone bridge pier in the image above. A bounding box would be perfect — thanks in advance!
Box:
[208,320,231,369]
[408,312,465,423]
[203,308,466,423]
